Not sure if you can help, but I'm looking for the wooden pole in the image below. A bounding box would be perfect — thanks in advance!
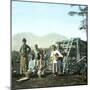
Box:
[76,38,80,61]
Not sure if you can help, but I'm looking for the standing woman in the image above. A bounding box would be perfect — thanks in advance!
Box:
[50,45,63,76]
[37,49,45,78]
[20,38,31,75]
[56,43,63,75]
[34,44,40,68]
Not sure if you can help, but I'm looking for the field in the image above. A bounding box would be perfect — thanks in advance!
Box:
[12,73,87,90]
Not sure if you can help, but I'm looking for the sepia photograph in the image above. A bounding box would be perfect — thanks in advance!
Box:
[12,0,88,89]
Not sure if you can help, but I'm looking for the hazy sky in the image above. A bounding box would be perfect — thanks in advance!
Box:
[12,1,87,41]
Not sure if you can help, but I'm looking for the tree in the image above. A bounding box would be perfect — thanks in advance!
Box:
[68,5,88,31]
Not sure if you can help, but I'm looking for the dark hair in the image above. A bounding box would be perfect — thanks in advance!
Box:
[52,45,56,49]
[22,38,26,42]
[35,44,38,47]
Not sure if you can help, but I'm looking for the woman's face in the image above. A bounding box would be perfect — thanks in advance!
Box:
[51,46,55,51]
[22,41,26,45]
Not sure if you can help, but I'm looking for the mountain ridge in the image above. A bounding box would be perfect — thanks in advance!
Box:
[12,32,67,51]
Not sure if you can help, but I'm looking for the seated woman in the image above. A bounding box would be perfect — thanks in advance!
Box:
[25,51,37,78]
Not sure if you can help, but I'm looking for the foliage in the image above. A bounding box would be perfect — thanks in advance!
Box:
[68,5,88,31]
[12,50,20,63]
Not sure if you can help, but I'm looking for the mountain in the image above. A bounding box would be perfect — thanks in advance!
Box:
[12,32,67,51]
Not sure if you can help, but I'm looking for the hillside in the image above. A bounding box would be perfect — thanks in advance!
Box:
[12,32,67,51]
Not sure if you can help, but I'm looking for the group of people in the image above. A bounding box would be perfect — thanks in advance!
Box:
[17,38,63,81]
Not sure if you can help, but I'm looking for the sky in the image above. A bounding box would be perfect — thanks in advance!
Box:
[12,1,87,41]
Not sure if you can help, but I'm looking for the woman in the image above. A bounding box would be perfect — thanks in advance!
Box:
[37,49,45,78]
[50,45,63,76]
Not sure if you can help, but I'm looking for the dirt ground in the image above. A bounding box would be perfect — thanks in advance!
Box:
[12,73,87,90]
